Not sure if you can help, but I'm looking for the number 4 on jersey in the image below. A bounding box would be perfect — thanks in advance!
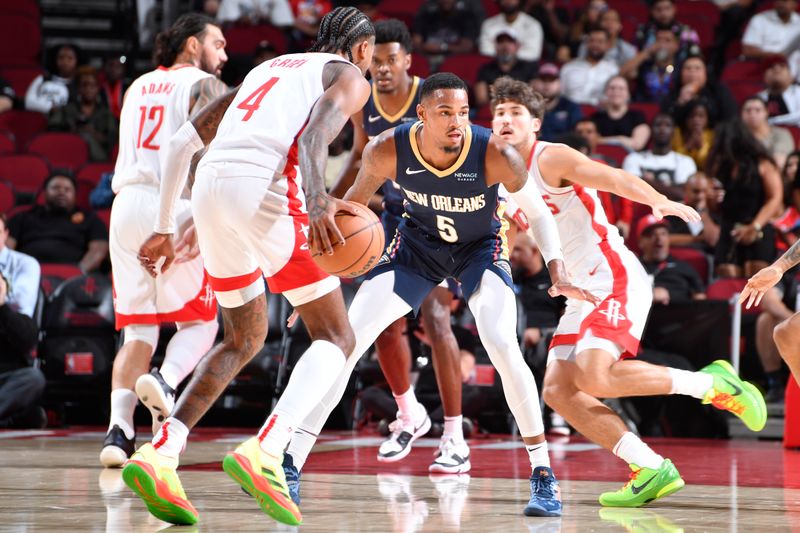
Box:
[237,77,279,121]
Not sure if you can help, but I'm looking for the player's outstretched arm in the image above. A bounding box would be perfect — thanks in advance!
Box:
[343,129,396,206]
[329,109,368,198]
[485,136,599,305]
[740,239,800,309]
[539,144,700,223]
[300,63,371,255]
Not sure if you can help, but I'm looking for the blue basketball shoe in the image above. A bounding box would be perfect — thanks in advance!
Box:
[524,466,562,517]
[283,453,301,505]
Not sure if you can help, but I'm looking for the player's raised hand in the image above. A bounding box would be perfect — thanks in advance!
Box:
[651,199,700,222]
[307,193,359,256]
[548,280,601,305]
[739,265,783,309]
[138,232,175,277]
[174,224,200,264]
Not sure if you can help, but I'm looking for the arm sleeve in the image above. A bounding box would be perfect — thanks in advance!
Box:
[155,122,204,234]
[11,255,40,318]
[509,178,564,264]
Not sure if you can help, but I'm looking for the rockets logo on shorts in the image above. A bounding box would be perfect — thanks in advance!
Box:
[599,298,627,328]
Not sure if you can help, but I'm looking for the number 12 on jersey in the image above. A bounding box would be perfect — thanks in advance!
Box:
[237,77,279,121]
[136,105,164,150]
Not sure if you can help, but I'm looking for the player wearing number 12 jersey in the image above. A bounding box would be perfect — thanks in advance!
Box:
[100,13,228,468]
[490,76,767,508]
[126,7,375,526]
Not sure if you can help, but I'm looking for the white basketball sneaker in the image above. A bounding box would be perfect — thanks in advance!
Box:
[429,437,471,474]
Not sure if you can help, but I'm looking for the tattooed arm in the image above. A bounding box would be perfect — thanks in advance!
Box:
[189,77,229,118]
[299,62,371,255]
[343,128,397,205]
[740,237,800,309]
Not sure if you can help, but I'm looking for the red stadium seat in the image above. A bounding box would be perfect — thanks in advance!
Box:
[675,0,720,26]
[438,54,493,86]
[0,66,43,99]
[224,24,288,56]
[27,132,90,171]
[580,104,597,118]
[629,102,660,124]
[594,143,629,167]
[707,278,761,314]
[409,53,430,79]
[482,0,500,17]
[0,154,49,196]
[76,162,114,185]
[39,263,83,297]
[0,0,41,18]
[669,246,710,285]
[95,208,111,230]
[0,130,14,154]
[721,60,763,83]
[608,0,650,26]
[786,126,800,148]
[381,0,425,28]
[0,110,47,152]
[0,14,41,66]
[727,80,764,105]
[0,180,15,214]
[678,14,714,50]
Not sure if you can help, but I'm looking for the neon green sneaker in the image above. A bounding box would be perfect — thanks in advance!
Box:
[599,459,685,508]
[599,507,685,532]
[700,359,767,431]
[121,443,198,525]
[222,437,302,525]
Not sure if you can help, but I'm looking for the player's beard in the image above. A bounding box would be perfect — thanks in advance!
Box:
[442,145,461,154]
[199,56,221,77]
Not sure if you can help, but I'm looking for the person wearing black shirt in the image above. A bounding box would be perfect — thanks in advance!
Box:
[637,215,706,305]
[474,29,538,108]
[8,171,109,272]
[412,0,479,60]
[0,77,18,114]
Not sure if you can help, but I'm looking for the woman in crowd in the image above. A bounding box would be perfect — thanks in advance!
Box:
[661,53,737,128]
[740,96,795,171]
[673,100,714,169]
[591,75,651,151]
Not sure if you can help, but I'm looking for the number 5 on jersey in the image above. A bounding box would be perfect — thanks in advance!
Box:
[437,215,458,243]
[237,78,279,121]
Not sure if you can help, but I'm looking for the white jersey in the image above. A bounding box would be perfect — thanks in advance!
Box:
[528,141,629,278]
[113,65,212,192]
[200,53,358,179]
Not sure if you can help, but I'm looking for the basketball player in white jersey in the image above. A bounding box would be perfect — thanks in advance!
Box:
[100,13,228,468]
[489,77,767,508]
[124,7,376,526]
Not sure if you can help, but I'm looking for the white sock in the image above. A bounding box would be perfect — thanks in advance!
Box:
[160,321,218,389]
[393,387,420,423]
[612,432,664,470]
[668,368,714,399]
[526,441,551,468]
[443,415,464,443]
[260,340,347,457]
[108,389,137,439]
[151,417,189,459]
[286,427,317,471]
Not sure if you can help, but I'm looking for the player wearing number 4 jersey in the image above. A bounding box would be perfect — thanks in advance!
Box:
[100,13,228,468]
[126,7,376,526]
[490,76,768,508]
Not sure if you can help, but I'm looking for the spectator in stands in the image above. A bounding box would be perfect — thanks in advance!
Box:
[217,0,295,28]
[479,0,543,62]
[8,171,108,273]
[474,30,538,108]
[413,0,479,62]
[99,55,128,120]
[591,75,650,151]
[623,113,697,200]
[254,40,279,65]
[621,27,679,104]
[760,55,800,127]
[0,214,44,430]
[566,0,607,59]
[289,0,331,50]
[634,0,700,64]
[524,0,569,60]
[742,0,800,60]
[194,0,221,19]
[0,77,18,114]
[661,53,737,127]
[787,150,800,202]
[25,44,81,115]
[575,118,618,166]
[560,27,618,105]
[638,214,707,305]
[754,271,796,403]
[673,100,715,170]
[710,0,755,75]
[668,172,721,252]
[741,96,795,171]
[578,9,636,68]
[532,62,583,141]
[708,119,783,278]
[48,67,119,162]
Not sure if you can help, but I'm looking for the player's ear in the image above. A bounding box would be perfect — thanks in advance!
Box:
[354,37,372,65]
[531,117,542,134]
[184,35,201,57]
[403,51,412,71]
[416,103,425,122]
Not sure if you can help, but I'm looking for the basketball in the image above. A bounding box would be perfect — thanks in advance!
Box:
[311,202,385,278]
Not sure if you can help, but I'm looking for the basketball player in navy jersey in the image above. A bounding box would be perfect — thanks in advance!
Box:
[289,72,599,518]
[326,19,472,474]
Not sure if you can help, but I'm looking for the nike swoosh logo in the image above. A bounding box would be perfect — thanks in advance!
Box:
[588,263,601,276]
[367,115,381,123]
[721,376,743,396]
[630,474,657,494]
[406,168,426,175]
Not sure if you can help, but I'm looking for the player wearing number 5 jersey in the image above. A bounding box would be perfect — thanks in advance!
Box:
[126,7,376,526]
[100,13,228,468]
[490,76,767,508]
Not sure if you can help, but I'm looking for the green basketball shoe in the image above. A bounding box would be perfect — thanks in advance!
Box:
[599,459,685,508]
[700,359,767,432]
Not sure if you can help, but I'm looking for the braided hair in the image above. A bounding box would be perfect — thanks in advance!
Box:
[153,13,216,67]
[308,7,375,63]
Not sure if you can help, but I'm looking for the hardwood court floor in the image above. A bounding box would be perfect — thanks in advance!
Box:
[1,428,799,532]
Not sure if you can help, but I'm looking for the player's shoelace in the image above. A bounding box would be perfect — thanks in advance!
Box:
[531,471,558,499]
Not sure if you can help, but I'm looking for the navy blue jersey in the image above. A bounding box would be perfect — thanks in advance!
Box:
[363,76,423,217]
[393,121,504,244]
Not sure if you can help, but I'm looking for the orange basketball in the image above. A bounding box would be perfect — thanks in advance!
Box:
[311,202,385,278]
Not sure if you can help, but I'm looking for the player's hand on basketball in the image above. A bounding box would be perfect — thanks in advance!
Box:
[138,232,175,277]
[307,193,359,256]
[739,265,783,309]
[651,200,700,223]
[548,281,601,305]
[174,225,200,264]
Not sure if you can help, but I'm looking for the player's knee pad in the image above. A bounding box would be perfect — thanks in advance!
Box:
[123,324,159,349]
